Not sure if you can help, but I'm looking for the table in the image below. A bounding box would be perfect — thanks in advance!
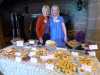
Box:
[0,45,65,75]
[0,45,100,75]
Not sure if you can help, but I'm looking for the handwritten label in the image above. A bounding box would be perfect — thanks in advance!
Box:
[89,51,96,56]
[16,41,24,47]
[29,40,35,44]
[45,63,54,71]
[89,44,98,50]
[71,52,79,57]
[81,64,92,72]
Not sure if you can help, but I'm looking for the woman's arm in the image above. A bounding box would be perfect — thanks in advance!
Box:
[62,22,67,43]
[36,16,43,43]
[36,17,40,38]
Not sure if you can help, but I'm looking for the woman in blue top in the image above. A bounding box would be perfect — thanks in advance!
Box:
[49,5,67,47]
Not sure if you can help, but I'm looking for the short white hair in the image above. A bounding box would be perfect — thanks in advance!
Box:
[42,5,50,14]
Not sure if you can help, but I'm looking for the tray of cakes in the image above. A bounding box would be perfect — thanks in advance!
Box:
[0,48,16,58]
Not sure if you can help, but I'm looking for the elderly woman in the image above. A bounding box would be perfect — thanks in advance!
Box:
[49,5,67,47]
[36,5,50,44]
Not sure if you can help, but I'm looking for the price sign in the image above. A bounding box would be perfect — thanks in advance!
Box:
[29,40,35,44]
[16,40,24,47]
[81,64,92,72]
[71,52,79,57]
[45,63,54,71]
[89,51,96,56]
[89,44,98,50]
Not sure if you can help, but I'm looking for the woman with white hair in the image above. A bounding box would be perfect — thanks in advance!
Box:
[36,5,50,44]
[49,5,67,47]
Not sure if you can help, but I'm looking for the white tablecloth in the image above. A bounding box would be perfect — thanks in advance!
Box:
[0,45,100,75]
[0,58,65,75]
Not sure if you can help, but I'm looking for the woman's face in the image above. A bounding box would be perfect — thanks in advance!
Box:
[51,6,59,17]
[42,9,49,16]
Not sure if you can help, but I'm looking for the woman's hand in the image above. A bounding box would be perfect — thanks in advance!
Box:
[39,38,43,44]
[62,21,67,44]
[64,36,67,43]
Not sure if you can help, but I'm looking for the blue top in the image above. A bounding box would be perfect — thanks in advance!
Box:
[49,16,66,47]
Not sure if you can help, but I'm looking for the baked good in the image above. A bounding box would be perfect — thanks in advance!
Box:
[20,50,29,60]
[67,40,80,48]
[2,48,16,58]
[36,48,47,57]
[45,40,56,48]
